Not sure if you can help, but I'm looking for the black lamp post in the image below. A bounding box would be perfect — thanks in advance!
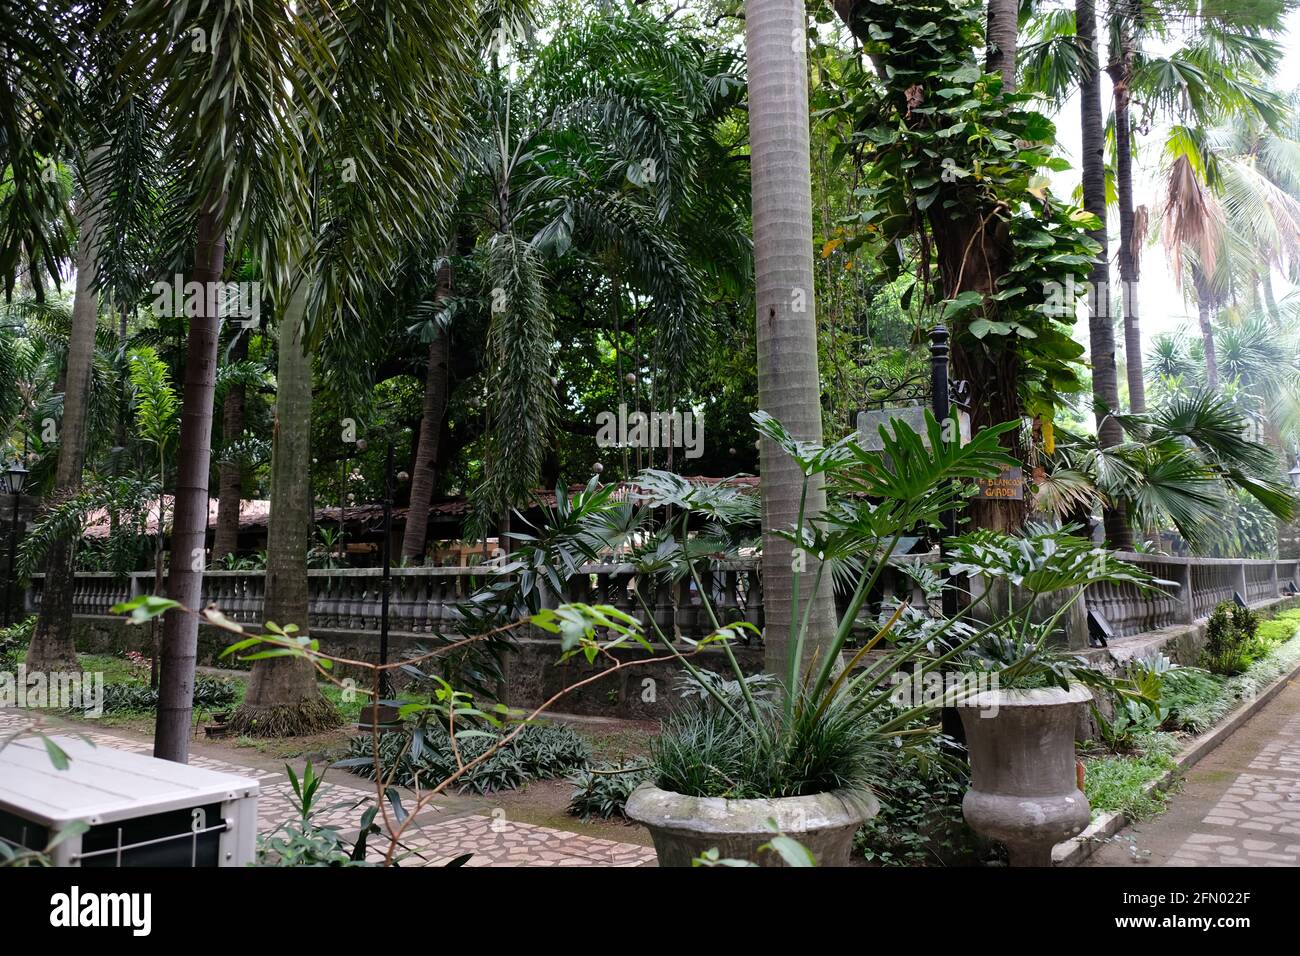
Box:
[377,439,409,704]
[1,459,30,626]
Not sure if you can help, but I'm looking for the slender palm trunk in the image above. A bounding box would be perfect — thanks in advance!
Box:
[746,0,838,672]
[212,332,249,560]
[985,0,1018,92]
[154,193,226,763]
[401,255,453,563]
[231,273,336,735]
[25,175,105,673]
[1109,27,1146,413]
[1195,271,1219,391]
[1078,0,1131,549]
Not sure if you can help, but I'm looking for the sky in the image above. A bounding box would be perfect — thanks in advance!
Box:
[1044,7,1300,354]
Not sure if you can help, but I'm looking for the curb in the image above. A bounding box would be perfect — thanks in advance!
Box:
[1052,651,1300,867]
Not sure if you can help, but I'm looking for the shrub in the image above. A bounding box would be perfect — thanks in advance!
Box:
[854,734,991,866]
[566,761,653,820]
[344,721,589,795]
[650,691,886,800]
[1200,602,1261,675]
[94,675,239,716]
[0,616,35,669]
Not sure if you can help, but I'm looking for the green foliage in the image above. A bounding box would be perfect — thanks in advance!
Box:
[343,722,590,796]
[854,732,993,866]
[0,616,35,669]
[627,411,1161,800]
[1200,601,1263,675]
[1083,732,1180,821]
[126,346,179,457]
[256,761,377,867]
[833,0,1100,420]
[87,675,239,716]
[566,761,653,820]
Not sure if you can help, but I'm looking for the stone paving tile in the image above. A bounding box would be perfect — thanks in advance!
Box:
[366,814,657,868]
[1197,772,1300,836]
[3,708,657,868]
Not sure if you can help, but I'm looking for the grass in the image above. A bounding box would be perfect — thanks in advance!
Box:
[1082,608,1300,824]
[1083,732,1180,821]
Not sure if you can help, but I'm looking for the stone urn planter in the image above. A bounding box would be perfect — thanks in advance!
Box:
[624,784,878,867]
[957,685,1092,867]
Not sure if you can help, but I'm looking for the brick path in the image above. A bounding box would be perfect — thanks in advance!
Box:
[0,710,655,867]
[1086,676,1300,867]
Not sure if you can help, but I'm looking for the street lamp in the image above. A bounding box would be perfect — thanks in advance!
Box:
[1,459,30,626]
[1289,457,1300,491]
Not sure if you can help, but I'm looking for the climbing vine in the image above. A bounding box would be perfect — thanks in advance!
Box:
[832,0,1102,428]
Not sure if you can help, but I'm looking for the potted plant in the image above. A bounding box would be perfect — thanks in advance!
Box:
[617,412,1019,864]
[617,413,1160,866]
[941,530,1159,866]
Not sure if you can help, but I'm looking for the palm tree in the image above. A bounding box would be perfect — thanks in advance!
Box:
[122,0,330,761]
[23,180,106,673]
[1077,0,1130,548]
[459,10,748,530]
[401,253,455,563]
[1104,0,1290,412]
[986,0,1020,92]
[1106,0,1146,411]
[1039,392,1296,552]
[228,0,476,737]
[747,0,837,671]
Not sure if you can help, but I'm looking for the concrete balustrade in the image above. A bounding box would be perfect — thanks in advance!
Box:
[27,553,1300,645]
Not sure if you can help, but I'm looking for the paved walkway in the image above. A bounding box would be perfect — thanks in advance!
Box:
[0,710,655,867]
[1086,675,1300,867]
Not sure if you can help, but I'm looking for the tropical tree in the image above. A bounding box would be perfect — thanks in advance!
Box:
[1038,392,1297,551]
[225,0,477,736]
[1104,0,1290,412]
[122,0,327,761]
[747,0,838,671]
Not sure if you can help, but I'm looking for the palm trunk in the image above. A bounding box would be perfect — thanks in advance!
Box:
[1078,0,1131,549]
[746,0,838,673]
[230,273,336,735]
[212,331,248,560]
[1109,26,1146,413]
[1261,269,1279,322]
[1194,271,1219,391]
[25,174,105,674]
[154,193,226,763]
[401,256,453,563]
[985,0,1018,92]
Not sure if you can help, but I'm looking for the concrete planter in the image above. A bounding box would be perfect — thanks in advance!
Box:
[957,685,1092,867]
[624,784,879,867]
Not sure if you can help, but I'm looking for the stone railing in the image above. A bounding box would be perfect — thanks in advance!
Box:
[27,554,933,642]
[1085,553,1300,639]
[28,552,1299,644]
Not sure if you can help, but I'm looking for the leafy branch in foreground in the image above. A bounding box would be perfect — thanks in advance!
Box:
[108,593,723,866]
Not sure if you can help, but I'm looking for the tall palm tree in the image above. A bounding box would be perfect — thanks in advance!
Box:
[23,180,105,673]
[747,0,837,671]
[229,0,476,736]
[986,0,1020,92]
[123,0,328,761]
[1077,0,1130,548]
[1105,0,1290,412]
[1106,0,1146,411]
